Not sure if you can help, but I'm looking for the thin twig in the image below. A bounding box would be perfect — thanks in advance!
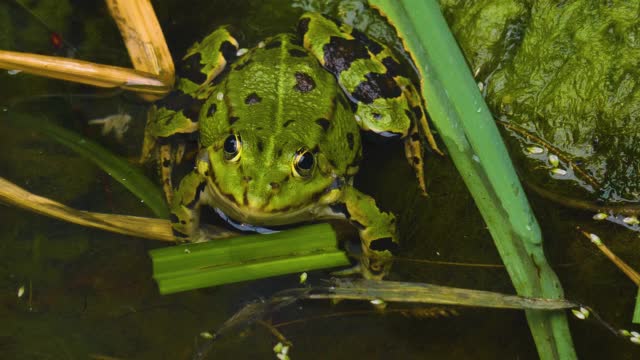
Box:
[578,227,640,286]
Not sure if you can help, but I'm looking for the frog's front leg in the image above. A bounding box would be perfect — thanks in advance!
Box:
[321,186,398,280]
[169,155,211,242]
[142,27,239,203]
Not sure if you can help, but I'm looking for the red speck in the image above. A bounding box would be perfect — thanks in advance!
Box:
[50,32,63,49]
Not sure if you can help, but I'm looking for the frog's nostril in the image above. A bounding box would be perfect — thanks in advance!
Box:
[269,182,280,190]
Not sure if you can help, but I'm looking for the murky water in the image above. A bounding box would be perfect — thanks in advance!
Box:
[1,0,639,358]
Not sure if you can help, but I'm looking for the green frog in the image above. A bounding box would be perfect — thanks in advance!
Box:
[141,13,440,279]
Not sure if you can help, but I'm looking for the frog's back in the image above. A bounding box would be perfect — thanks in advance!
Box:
[201,34,361,176]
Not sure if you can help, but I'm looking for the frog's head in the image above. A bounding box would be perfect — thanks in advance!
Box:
[201,128,336,224]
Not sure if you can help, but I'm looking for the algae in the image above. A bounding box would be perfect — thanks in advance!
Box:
[440,0,640,203]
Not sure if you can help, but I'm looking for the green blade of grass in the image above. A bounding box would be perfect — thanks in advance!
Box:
[4,111,169,218]
[150,223,350,294]
[368,0,576,358]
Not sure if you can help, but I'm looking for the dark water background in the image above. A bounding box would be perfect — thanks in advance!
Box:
[0,0,639,358]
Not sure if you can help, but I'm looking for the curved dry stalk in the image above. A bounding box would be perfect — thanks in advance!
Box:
[0,50,169,96]
[106,0,175,88]
[0,177,240,242]
[0,176,175,241]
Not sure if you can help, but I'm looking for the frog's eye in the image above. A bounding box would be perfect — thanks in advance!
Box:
[292,148,315,178]
[223,134,242,162]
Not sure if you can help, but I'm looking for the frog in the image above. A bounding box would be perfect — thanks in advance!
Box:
[141,13,441,279]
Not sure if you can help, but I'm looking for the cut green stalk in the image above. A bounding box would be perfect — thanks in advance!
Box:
[150,223,349,294]
[368,0,576,358]
[635,289,640,324]
[3,111,169,218]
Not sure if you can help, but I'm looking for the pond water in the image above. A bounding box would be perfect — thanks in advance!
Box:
[0,0,639,359]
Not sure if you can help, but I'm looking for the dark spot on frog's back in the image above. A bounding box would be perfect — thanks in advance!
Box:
[265,40,282,49]
[178,52,206,84]
[229,116,239,125]
[297,17,310,36]
[315,118,330,131]
[257,140,264,152]
[245,92,262,105]
[381,56,405,77]
[220,41,238,62]
[206,103,217,117]
[352,72,402,104]
[370,237,399,253]
[294,72,316,93]
[157,90,204,122]
[288,48,308,58]
[323,36,370,74]
[346,133,355,150]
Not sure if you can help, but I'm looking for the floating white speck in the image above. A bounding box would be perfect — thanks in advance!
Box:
[477,82,484,92]
[623,216,639,225]
[299,272,307,284]
[631,336,640,345]
[370,299,384,305]
[184,248,191,254]
[592,213,608,220]
[354,114,361,123]
[632,331,640,338]
[472,154,480,163]
[550,168,567,176]
[588,233,601,245]
[578,307,590,318]
[217,92,224,101]
[571,309,586,320]
[17,285,25,298]
[526,146,544,154]
[7,69,22,75]
[258,41,265,48]
[199,331,214,339]
[548,154,559,167]
[236,48,248,56]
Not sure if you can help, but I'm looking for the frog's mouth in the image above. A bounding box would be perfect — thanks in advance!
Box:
[203,178,323,227]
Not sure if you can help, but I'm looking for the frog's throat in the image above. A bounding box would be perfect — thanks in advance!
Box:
[202,179,327,226]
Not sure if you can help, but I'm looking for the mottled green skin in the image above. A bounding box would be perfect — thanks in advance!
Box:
[198,34,361,216]
[147,13,433,278]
